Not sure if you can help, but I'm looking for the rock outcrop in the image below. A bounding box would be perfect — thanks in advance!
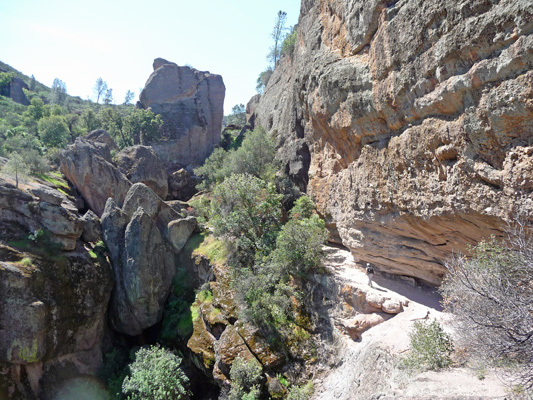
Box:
[0,180,113,399]
[138,58,226,169]
[101,183,196,335]
[0,181,82,251]
[252,0,533,285]
[60,138,131,217]
[116,145,169,200]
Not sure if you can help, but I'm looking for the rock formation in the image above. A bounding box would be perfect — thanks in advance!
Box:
[60,138,131,217]
[116,145,169,199]
[0,179,113,399]
[138,58,226,169]
[101,183,196,335]
[252,0,533,285]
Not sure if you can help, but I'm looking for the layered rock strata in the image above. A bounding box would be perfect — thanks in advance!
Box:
[139,58,226,169]
[253,0,533,284]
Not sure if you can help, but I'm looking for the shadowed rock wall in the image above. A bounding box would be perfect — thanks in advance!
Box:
[253,0,533,285]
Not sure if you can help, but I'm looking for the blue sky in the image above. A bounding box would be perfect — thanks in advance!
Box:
[0,0,300,114]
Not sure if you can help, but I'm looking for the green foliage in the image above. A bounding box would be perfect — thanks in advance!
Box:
[287,382,314,400]
[209,174,282,258]
[194,147,230,189]
[101,107,163,148]
[0,72,14,93]
[281,26,298,58]
[99,347,129,399]
[228,357,263,400]
[401,320,454,372]
[122,345,191,400]
[38,115,69,148]
[50,78,67,106]
[225,103,246,127]
[2,151,30,188]
[256,68,273,94]
[81,108,100,132]
[195,127,277,190]
[272,214,328,278]
[290,195,317,220]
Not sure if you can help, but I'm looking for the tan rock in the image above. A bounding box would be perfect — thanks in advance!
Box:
[252,0,533,285]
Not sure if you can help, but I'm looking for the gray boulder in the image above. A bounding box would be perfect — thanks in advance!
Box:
[60,138,131,217]
[101,185,197,335]
[81,210,102,243]
[116,145,168,200]
[86,129,119,152]
[138,59,226,169]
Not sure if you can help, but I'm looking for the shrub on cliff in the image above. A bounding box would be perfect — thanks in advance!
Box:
[122,345,191,400]
[209,173,282,258]
[228,357,263,400]
[441,224,533,390]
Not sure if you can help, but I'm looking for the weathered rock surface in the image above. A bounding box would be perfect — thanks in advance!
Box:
[86,129,119,152]
[252,0,533,284]
[0,181,83,251]
[101,184,195,335]
[81,210,101,243]
[60,138,131,217]
[138,58,226,169]
[0,242,113,398]
[116,145,168,199]
[168,168,197,200]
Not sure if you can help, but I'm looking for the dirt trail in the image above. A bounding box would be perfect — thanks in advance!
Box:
[311,246,514,400]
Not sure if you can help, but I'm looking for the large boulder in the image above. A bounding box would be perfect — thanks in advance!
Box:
[0,181,83,251]
[116,145,168,199]
[86,129,119,152]
[138,58,226,169]
[60,138,132,217]
[0,243,113,399]
[101,184,196,335]
[252,0,533,285]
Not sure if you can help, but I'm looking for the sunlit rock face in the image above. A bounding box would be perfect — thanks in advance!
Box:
[138,58,226,170]
[252,0,533,285]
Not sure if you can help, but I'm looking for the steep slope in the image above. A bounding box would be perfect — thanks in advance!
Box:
[253,0,533,285]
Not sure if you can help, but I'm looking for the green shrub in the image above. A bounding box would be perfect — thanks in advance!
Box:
[287,381,314,400]
[122,345,190,400]
[209,174,282,259]
[228,357,263,400]
[194,126,277,190]
[402,320,454,371]
[281,27,298,58]
[99,347,129,399]
[272,214,328,278]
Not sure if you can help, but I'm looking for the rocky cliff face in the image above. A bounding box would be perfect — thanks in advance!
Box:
[0,178,113,399]
[139,58,226,169]
[253,0,533,285]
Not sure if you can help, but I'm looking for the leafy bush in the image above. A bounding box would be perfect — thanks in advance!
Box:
[228,357,263,400]
[99,347,129,399]
[272,214,328,278]
[287,381,314,400]
[122,345,191,400]
[209,174,282,258]
[195,126,277,190]
[281,26,298,58]
[441,225,533,389]
[402,320,453,371]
